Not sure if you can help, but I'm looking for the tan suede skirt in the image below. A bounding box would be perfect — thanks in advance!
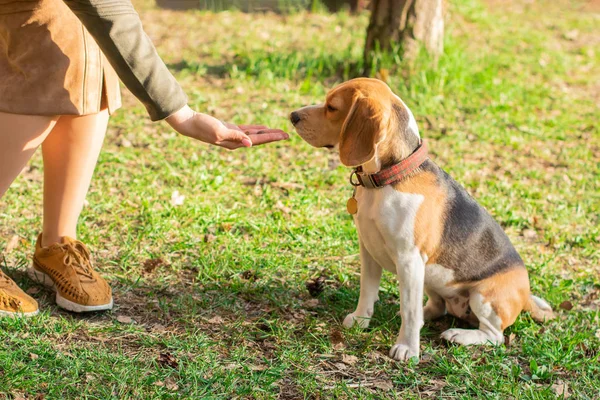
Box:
[0,0,121,116]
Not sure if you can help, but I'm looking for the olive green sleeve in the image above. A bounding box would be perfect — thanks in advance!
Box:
[63,0,187,121]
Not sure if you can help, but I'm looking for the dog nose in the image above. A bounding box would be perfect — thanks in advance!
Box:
[290,111,301,126]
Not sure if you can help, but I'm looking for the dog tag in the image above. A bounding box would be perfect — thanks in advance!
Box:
[346,197,358,215]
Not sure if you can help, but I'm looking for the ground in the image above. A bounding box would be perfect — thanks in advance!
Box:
[1,0,599,398]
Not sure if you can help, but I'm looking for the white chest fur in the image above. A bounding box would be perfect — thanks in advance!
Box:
[353,186,424,272]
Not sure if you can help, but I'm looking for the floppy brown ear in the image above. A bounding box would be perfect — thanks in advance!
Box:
[339,96,388,167]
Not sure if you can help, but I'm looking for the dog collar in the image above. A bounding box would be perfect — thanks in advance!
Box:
[349,141,429,189]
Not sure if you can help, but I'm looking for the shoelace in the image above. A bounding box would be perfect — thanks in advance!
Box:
[56,242,95,280]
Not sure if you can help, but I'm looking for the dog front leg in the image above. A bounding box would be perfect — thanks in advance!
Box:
[343,241,382,329]
[389,248,424,361]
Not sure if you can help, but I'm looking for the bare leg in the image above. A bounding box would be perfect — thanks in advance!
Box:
[343,241,383,329]
[41,109,109,246]
[0,112,58,197]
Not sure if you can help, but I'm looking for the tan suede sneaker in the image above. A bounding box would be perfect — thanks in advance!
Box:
[29,235,113,312]
[0,269,39,317]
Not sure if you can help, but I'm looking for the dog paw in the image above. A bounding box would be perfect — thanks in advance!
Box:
[343,313,370,329]
[389,343,419,362]
[441,328,502,345]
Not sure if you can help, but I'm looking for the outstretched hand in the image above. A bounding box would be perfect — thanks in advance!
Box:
[166,105,289,150]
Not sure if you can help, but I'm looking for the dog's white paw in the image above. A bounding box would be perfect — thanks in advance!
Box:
[343,313,371,329]
[389,343,419,362]
[441,328,503,345]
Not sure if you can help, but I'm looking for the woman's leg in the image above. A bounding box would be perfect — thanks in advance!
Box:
[31,109,113,312]
[0,112,58,198]
[41,109,109,246]
[0,111,58,317]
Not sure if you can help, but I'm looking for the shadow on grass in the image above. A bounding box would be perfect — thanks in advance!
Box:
[167,50,367,82]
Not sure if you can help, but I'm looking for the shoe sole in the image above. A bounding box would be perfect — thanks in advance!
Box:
[0,309,39,318]
[28,265,113,313]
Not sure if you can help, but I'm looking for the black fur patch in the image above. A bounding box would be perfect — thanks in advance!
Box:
[432,165,524,282]
[392,103,420,153]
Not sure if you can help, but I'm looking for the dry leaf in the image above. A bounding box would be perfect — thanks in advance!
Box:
[203,234,217,243]
[304,298,319,308]
[207,316,224,324]
[170,190,185,206]
[165,380,179,391]
[559,301,573,311]
[373,380,393,390]
[153,381,164,387]
[152,324,167,333]
[143,258,164,274]
[333,342,346,351]
[157,352,179,369]
[5,235,20,253]
[504,333,516,346]
[341,354,358,365]
[26,287,40,295]
[30,353,39,360]
[334,362,347,370]
[551,382,570,398]
[250,364,268,371]
[116,315,134,324]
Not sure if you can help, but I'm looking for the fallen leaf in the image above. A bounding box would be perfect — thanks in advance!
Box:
[306,276,326,297]
[170,190,185,206]
[334,362,347,370]
[504,333,516,346]
[304,298,319,308]
[551,381,570,398]
[153,381,164,387]
[26,287,40,295]
[165,380,178,391]
[373,380,393,390]
[522,229,537,239]
[116,315,134,324]
[330,328,344,346]
[207,316,224,324]
[143,258,164,274]
[5,235,20,253]
[240,270,257,281]
[157,352,178,369]
[250,364,267,371]
[559,301,573,311]
[341,354,358,365]
[333,342,346,351]
[30,353,39,360]
[203,234,217,243]
[152,324,167,333]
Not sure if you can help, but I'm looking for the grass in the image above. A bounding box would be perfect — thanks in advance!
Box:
[1,0,599,398]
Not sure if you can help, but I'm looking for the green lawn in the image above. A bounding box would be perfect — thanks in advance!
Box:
[1,0,598,398]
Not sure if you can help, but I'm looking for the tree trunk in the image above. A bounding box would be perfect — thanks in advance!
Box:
[364,0,444,70]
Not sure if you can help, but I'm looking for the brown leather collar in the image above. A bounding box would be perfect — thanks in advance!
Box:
[349,141,429,189]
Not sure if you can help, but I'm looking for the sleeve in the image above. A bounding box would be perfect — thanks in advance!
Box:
[63,0,188,121]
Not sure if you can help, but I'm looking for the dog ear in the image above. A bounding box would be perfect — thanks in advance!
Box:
[339,96,388,167]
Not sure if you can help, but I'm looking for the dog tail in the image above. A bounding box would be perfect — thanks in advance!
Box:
[524,294,555,323]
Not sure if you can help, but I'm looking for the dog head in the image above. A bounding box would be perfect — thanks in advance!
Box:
[290,78,421,168]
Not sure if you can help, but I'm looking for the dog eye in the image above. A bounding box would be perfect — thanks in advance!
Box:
[326,104,337,112]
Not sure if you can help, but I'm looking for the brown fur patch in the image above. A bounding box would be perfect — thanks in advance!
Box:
[393,171,447,260]
[476,267,530,329]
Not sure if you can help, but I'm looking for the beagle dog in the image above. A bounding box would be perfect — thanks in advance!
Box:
[290,78,554,361]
